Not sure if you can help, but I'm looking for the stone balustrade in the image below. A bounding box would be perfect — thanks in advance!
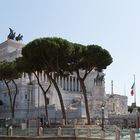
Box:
[0,126,138,140]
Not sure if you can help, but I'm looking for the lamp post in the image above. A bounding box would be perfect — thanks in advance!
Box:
[27,74,33,134]
[27,82,33,118]
[37,85,40,136]
[101,104,105,131]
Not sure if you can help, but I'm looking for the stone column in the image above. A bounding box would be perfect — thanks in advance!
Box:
[25,73,28,83]
[65,77,68,90]
[75,78,77,91]
[78,81,81,92]
[72,77,74,91]
[45,74,47,82]
[73,77,75,91]
[32,73,35,81]
[58,76,60,86]
[38,73,41,81]
[62,77,64,89]
[42,71,44,81]
[52,72,54,79]
[63,78,66,90]
[68,76,70,91]
[40,72,42,81]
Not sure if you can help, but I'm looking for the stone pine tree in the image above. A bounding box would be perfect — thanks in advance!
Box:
[21,37,73,125]
[69,44,113,125]
[16,57,51,125]
[0,61,21,121]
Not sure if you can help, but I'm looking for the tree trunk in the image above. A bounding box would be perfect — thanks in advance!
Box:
[11,80,19,124]
[34,72,50,126]
[79,79,91,125]
[43,94,50,125]
[47,73,67,125]
[4,80,14,119]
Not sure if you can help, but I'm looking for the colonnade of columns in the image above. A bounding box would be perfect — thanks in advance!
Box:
[22,72,82,92]
[56,76,81,92]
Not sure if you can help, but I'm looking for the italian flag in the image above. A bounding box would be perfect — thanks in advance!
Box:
[131,82,135,96]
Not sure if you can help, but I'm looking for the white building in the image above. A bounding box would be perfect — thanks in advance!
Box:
[0,39,128,123]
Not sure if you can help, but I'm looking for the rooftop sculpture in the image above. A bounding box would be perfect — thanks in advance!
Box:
[7,28,23,41]
[7,28,16,40]
[15,34,23,41]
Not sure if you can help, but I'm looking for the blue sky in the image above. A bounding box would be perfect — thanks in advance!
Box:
[1,0,140,105]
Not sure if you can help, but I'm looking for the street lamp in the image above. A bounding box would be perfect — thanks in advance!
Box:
[101,104,105,131]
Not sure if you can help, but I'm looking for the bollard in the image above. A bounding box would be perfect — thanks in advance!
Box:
[87,127,91,137]
[130,128,135,140]
[115,128,120,140]
[75,128,78,136]
[8,126,13,136]
[62,119,65,125]
[58,127,62,136]
[101,130,105,139]
[39,127,43,136]
[74,119,77,126]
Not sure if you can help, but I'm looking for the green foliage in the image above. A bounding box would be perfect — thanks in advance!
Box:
[22,37,73,75]
[69,44,113,73]
[68,43,86,70]
[0,61,22,119]
[16,57,34,74]
[21,37,113,75]
[0,61,21,80]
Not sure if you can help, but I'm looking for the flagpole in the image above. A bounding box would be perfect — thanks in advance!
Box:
[134,74,136,106]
